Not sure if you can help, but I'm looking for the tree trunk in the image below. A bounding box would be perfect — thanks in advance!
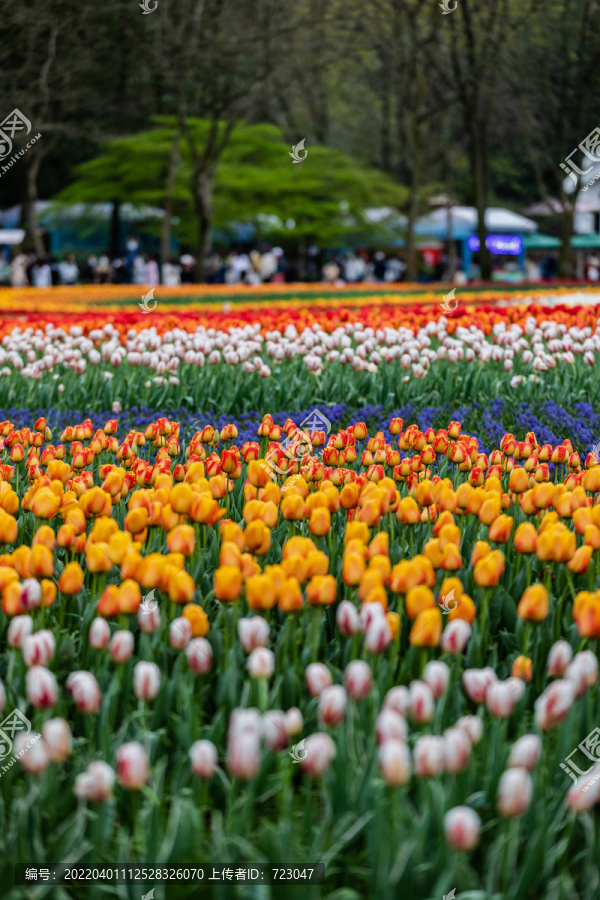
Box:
[110,201,121,259]
[161,131,181,270]
[558,203,574,278]
[472,117,491,280]
[22,156,45,256]
[193,168,215,283]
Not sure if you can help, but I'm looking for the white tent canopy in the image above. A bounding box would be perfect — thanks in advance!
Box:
[415,206,538,240]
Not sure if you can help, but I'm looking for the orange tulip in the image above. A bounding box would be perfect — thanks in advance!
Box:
[514,522,538,554]
[473,550,505,587]
[167,567,195,604]
[246,574,277,610]
[278,576,304,612]
[309,507,331,536]
[97,584,120,616]
[306,574,337,606]
[511,655,532,682]
[342,553,366,586]
[41,579,57,608]
[118,579,142,614]
[58,561,84,594]
[386,611,401,640]
[517,584,549,622]
[32,525,56,551]
[214,565,243,602]
[306,550,329,577]
[167,524,196,556]
[448,593,476,624]
[568,544,594,574]
[245,520,271,556]
[183,603,210,637]
[409,607,442,647]
[30,544,54,578]
[405,585,436,620]
[488,514,513,544]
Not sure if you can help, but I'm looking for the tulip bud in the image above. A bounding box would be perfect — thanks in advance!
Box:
[109,629,134,663]
[423,660,450,699]
[344,660,372,700]
[379,739,411,786]
[486,678,524,718]
[138,603,161,634]
[117,741,149,790]
[20,578,42,610]
[441,619,471,654]
[456,715,483,746]
[169,617,192,649]
[284,707,303,736]
[66,670,101,713]
[41,717,72,762]
[497,767,532,817]
[359,601,386,632]
[15,732,51,775]
[133,661,161,700]
[364,615,392,653]
[186,637,213,675]
[462,667,497,704]
[318,685,347,727]
[534,679,575,730]
[0,679,5,716]
[336,600,362,636]
[444,806,481,851]
[574,650,598,686]
[300,732,336,777]
[547,640,573,677]
[409,680,435,723]
[74,761,116,803]
[564,658,589,698]
[8,615,33,648]
[383,685,411,717]
[237,616,270,653]
[26,665,58,709]
[413,735,445,776]
[305,662,332,697]
[443,727,471,773]
[89,617,111,649]
[22,630,55,667]
[566,765,600,812]
[376,709,408,745]
[189,739,218,778]
[247,646,274,680]
[261,710,288,751]
[508,734,541,771]
[227,731,261,779]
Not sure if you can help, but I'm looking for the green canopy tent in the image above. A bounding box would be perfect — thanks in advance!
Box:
[570,234,600,279]
[570,234,600,248]
[523,234,561,249]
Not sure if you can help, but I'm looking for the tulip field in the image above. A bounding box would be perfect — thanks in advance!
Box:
[2,284,600,899]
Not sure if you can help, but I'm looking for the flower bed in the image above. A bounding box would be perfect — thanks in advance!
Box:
[0,404,600,898]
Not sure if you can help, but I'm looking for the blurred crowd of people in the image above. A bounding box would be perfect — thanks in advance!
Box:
[5,240,412,287]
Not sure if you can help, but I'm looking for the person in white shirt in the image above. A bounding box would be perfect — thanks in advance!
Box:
[32,258,52,288]
[145,255,160,285]
[59,254,79,285]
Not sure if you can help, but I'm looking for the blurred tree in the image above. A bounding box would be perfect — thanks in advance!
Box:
[56,120,408,253]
